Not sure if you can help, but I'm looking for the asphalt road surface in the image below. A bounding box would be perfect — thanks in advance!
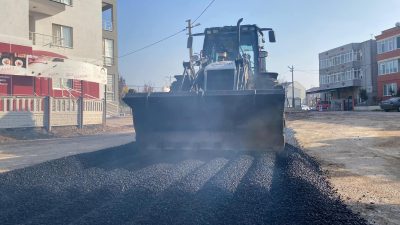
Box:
[0,142,368,225]
[0,133,133,172]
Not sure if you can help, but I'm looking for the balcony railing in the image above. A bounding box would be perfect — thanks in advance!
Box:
[30,32,68,48]
[103,56,114,67]
[103,20,113,31]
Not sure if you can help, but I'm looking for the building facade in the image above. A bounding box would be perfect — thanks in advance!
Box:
[318,40,378,107]
[282,81,306,108]
[0,0,118,114]
[305,87,321,108]
[375,24,400,101]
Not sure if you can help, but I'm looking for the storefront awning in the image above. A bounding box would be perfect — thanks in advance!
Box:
[0,42,107,84]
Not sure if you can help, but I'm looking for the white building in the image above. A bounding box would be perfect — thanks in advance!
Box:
[283,81,306,108]
[0,0,119,129]
[0,0,118,108]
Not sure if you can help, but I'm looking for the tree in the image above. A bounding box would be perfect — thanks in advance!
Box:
[118,75,129,102]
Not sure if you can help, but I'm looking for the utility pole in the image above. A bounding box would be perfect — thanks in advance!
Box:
[186,19,193,60]
[186,19,200,60]
[288,65,295,108]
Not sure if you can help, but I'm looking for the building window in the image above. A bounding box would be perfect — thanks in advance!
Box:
[320,68,362,85]
[53,78,73,89]
[397,37,400,49]
[52,24,73,48]
[378,59,399,75]
[377,36,398,54]
[106,74,115,101]
[102,4,113,31]
[383,83,398,96]
[107,74,114,91]
[319,50,359,69]
[103,39,114,66]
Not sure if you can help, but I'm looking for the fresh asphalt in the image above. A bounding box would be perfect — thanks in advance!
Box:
[0,140,368,225]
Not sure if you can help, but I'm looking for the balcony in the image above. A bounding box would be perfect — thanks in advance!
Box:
[29,0,66,16]
[320,79,362,91]
[103,20,113,32]
[30,32,68,48]
[103,56,114,67]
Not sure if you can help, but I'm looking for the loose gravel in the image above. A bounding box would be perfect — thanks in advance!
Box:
[0,143,368,225]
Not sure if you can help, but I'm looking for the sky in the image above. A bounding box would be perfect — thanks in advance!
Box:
[117,0,400,90]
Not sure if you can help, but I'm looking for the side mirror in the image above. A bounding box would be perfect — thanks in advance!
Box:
[269,30,276,43]
[187,36,193,49]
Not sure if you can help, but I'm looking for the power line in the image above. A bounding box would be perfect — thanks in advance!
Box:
[119,28,187,59]
[193,0,216,23]
[118,0,217,59]
[296,69,320,72]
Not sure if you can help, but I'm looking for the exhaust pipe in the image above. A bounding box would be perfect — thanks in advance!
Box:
[237,18,243,59]
[235,18,244,90]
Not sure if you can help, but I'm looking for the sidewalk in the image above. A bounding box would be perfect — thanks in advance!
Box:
[0,132,134,172]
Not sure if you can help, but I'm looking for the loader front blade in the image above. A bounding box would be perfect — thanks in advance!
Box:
[123,89,285,151]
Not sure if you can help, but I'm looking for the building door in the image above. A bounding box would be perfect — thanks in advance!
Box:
[0,76,11,96]
[344,96,353,111]
[348,96,353,111]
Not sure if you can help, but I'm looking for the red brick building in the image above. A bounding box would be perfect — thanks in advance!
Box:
[376,24,400,100]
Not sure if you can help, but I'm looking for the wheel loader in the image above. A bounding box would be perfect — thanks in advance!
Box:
[123,19,285,151]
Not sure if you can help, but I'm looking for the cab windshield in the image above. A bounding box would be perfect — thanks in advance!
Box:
[203,30,258,69]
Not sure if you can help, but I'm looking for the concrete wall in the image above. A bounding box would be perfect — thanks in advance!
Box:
[354,105,381,111]
[0,0,30,45]
[360,40,378,103]
[0,112,45,128]
[0,97,103,129]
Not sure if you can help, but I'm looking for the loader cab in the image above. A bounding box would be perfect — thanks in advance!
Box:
[202,25,273,75]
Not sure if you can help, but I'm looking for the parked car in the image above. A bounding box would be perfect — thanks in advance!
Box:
[301,105,311,111]
[316,101,330,111]
[380,97,400,112]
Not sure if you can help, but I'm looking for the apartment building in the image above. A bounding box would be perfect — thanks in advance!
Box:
[0,0,119,114]
[318,40,378,107]
[102,0,119,113]
[375,23,400,101]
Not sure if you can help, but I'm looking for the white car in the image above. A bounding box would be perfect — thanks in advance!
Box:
[301,105,311,111]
